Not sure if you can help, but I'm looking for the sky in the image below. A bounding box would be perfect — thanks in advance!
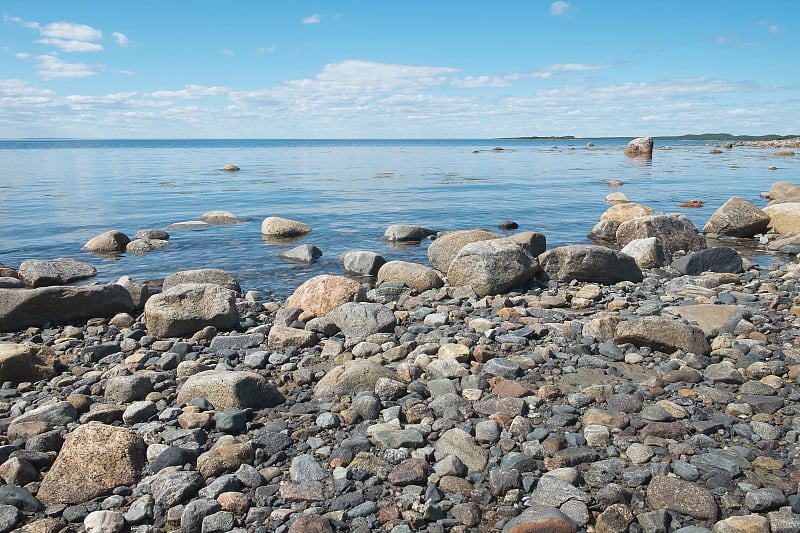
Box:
[1,1,798,139]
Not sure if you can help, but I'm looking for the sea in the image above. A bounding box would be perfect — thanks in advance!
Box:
[0,138,797,300]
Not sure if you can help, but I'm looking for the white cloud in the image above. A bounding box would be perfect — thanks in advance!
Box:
[768,24,784,35]
[36,38,103,52]
[550,1,571,16]
[302,14,321,24]
[40,21,102,41]
[0,78,56,97]
[149,85,230,100]
[36,54,96,79]
[223,49,235,56]
[112,32,131,47]
[257,45,277,55]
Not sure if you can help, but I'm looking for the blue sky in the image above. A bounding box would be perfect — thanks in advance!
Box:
[1,1,798,138]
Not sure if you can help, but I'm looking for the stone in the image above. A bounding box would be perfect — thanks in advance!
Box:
[151,470,204,508]
[144,283,239,338]
[595,503,634,533]
[383,224,435,242]
[287,515,334,533]
[201,210,238,224]
[766,181,800,205]
[17,258,98,287]
[105,374,153,403]
[506,231,547,257]
[177,370,284,411]
[197,440,253,478]
[620,237,671,269]
[37,423,146,505]
[702,197,770,237]
[646,475,718,520]
[260,216,312,238]
[0,343,57,382]
[433,428,488,473]
[663,304,745,337]
[327,302,397,340]
[531,475,590,507]
[313,359,400,398]
[624,137,653,157]
[587,220,618,242]
[82,230,131,253]
[162,268,241,293]
[286,274,366,316]
[600,203,655,225]
[281,244,322,263]
[267,325,317,349]
[617,213,707,253]
[83,510,125,533]
[501,505,578,533]
[539,244,643,284]
[614,316,710,355]
[671,247,743,275]
[340,250,386,276]
[711,515,768,533]
[377,260,443,292]
[764,202,800,235]
[447,237,538,296]
[427,229,501,272]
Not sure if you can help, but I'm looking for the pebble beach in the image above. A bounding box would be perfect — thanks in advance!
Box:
[1,139,800,533]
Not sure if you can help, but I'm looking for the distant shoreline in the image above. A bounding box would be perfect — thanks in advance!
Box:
[498,133,800,142]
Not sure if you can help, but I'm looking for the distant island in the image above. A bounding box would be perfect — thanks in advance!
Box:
[498,133,800,141]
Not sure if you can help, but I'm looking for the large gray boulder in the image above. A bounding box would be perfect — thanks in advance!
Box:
[702,197,770,237]
[427,229,500,272]
[539,245,643,284]
[623,137,653,157]
[766,181,800,205]
[616,213,707,253]
[671,247,743,275]
[340,250,386,277]
[162,268,241,293]
[619,237,671,269]
[83,230,131,254]
[614,316,711,355]
[177,370,284,410]
[327,302,397,340]
[446,238,538,297]
[18,258,97,288]
[314,359,400,399]
[144,283,239,338]
[0,284,135,332]
[260,216,312,238]
[377,261,443,292]
[383,224,435,242]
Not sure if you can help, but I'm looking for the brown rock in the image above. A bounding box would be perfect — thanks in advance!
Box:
[595,503,634,533]
[0,343,57,383]
[600,203,655,225]
[197,440,253,478]
[286,274,366,317]
[428,229,500,272]
[287,515,334,533]
[646,475,719,520]
[377,260,443,292]
[387,457,431,486]
[83,230,131,253]
[623,137,653,157]
[502,505,578,533]
[614,316,710,355]
[37,423,146,505]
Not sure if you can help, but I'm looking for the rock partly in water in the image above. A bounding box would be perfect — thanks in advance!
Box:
[260,216,312,238]
[82,230,131,254]
[427,229,501,272]
[623,137,653,158]
[280,244,322,263]
[340,250,386,277]
[702,197,770,238]
[383,224,436,242]
[539,245,643,284]
[18,258,97,288]
[764,202,800,235]
[201,211,239,224]
[600,203,655,225]
[446,237,538,297]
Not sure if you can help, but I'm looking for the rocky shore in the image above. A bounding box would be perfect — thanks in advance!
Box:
[2,181,800,533]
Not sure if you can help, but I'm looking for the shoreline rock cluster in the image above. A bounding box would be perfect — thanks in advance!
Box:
[1,181,800,532]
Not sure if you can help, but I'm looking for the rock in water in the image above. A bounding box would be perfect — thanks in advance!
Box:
[17,258,97,288]
[82,230,131,253]
[702,197,770,237]
[383,224,435,242]
[340,250,386,276]
[280,244,322,263]
[260,216,312,238]
[671,247,743,275]
[764,202,800,235]
[623,136,653,157]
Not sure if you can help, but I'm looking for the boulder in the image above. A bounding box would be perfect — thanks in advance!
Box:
[162,268,241,293]
[280,244,322,263]
[0,284,135,332]
[447,238,538,297]
[664,304,747,337]
[201,210,239,224]
[623,137,654,157]
[619,237,671,269]
[586,220,618,242]
[18,258,97,288]
[177,370,285,410]
[383,224,435,242]
[0,343,57,383]
[539,245,643,284]
[37,423,146,505]
[340,250,386,277]
[606,192,629,204]
[144,283,240,338]
[377,261,443,292]
[260,216,312,238]
[116,276,151,309]
[616,213,707,253]
[286,275,366,317]
[702,197,770,237]
[267,325,318,350]
[766,181,800,205]
[671,247,743,275]
[506,231,547,257]
[614,316,711,355]
[82,230,131,254]
[600,203,655,225]
[313,359,400,398]
[327,302,397,340]
[134,229,169,241]
[646,475,718,520]
[427,229,500,272]
[764,202,800,235]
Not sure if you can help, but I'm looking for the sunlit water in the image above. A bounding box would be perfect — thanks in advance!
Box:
[1,139,797,299]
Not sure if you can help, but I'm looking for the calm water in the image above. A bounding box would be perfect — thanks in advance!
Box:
[0,138,797,299]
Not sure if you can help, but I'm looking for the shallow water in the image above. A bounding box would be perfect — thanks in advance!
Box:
[0,138,797,299]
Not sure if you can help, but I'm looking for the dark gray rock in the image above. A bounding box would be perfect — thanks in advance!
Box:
[671,247,743,275]
[18,258,97,288]
[539,244,643,284]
